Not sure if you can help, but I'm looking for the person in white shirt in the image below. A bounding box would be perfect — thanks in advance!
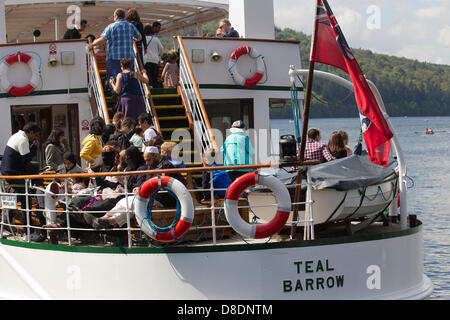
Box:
[143,22,164,88]
[137,113,159,153]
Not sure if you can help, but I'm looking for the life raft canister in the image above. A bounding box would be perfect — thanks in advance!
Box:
[228,46,265,87]
[0,52,40,96]
[135,175,194,243]
[224,171,291,239]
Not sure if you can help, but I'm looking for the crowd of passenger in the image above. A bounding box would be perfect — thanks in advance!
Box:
[0,113,257,242]
[65,8,240,93]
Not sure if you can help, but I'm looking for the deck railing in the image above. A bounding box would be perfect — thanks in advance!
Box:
[177,36,218,156]
[86,49,110,124]
[0,163,316,248]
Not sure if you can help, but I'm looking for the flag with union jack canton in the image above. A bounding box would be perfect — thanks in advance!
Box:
[310,0,393,167]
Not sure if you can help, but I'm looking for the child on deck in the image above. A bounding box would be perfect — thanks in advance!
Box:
[130,127,144,150]
[161,52,179,88]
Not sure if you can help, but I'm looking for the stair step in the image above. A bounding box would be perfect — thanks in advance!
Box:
[150,88,178,95]
[158,116,187,121]
[160,127,190,132]
[152,94,180,99]
[184,162,202,167]
[155,105,184,109]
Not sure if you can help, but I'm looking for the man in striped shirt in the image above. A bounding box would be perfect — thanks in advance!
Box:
[90,8,142,83]
[304,128,335,163]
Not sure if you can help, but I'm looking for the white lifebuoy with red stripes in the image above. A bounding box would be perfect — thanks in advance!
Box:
[0,53,40,96]
[224,172,291,239]
[135,175,194,243]
[228,46,265,87]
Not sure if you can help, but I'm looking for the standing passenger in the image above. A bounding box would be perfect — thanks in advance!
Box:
[125,8,147,64]
[109,58,148,120]
[89,8,142,83]
[221,120,254,181]
[216,19,239,38]
[143,22,164,88]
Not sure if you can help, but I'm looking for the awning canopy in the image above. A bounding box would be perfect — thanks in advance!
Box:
[4,0,228,43]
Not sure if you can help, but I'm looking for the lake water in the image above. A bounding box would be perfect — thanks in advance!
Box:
[270,116,450,300]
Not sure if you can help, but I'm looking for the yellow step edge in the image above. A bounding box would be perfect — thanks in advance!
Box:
[158,116,188,121]
[155,105,184,109]
[152,94,180,98]
[160,127,190,132]
[185,163,203,167]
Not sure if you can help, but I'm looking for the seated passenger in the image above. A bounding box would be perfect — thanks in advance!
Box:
[161,141,185,168]
[304,128,335,163]
[338,130,352,156]
[63,152,84,174]
[44,128,67,172]
[328,131,348,159]
[1,122,40,176]
[201,148,232,201]
[80,117,106,167]
[146,135,164,153]
[133,146,185,207]
[130,127,144,150]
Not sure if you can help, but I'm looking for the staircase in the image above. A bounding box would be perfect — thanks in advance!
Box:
[150,87,204,184]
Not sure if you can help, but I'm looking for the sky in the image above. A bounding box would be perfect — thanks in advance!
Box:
[273,0,450,66]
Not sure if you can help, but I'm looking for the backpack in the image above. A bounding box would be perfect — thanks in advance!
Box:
[150,126,161,137]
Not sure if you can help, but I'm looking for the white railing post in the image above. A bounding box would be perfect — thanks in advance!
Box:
[209,171,216,245]
[25,179,31,243]
[64,178,72,246]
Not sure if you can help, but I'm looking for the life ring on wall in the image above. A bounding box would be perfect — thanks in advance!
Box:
[0,52,40,96]
[228,46,265,87]
[224,172,291,239]
[135,175,194,243]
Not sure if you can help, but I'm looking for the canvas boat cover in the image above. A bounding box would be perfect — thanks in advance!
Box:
[307,154,397,191]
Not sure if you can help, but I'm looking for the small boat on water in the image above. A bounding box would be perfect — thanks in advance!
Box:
[425,128,434,135]
[0,0,432,300]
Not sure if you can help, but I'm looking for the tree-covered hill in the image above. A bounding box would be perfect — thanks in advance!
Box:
[161,24,450,117]
[275,27,450,118]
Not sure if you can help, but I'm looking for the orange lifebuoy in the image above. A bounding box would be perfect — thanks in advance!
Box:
[228,46,265,87]
[135,175,194,243]
[224,172,291,239]
[0,52,40,96]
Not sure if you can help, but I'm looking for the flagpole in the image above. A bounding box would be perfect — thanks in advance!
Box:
[290,1,319,240]
[290,59,315,240]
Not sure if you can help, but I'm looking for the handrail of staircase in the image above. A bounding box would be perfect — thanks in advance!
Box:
[133,42,161,133]
[177,36,218,154]
[86,49,111,124]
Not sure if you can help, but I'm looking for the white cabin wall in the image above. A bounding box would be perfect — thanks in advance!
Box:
[0,1,6,44]
[0,40,92,155]
[229,0,275,39]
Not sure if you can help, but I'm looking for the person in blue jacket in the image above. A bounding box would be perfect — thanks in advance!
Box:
[221,120,255,181]
[201,148,232,201]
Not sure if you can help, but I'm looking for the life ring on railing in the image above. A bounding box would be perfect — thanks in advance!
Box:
[224,171,291,239]
[135,175,194,243]
[228,46,265,87]
[0,53,40,96]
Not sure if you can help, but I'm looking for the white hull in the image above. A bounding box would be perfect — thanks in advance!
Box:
[0,224,432,300]
[248,177,396,225]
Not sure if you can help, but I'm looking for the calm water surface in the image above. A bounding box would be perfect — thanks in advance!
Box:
[270,116,450,300]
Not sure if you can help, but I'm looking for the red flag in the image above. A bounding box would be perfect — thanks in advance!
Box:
[311,0,393,166]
